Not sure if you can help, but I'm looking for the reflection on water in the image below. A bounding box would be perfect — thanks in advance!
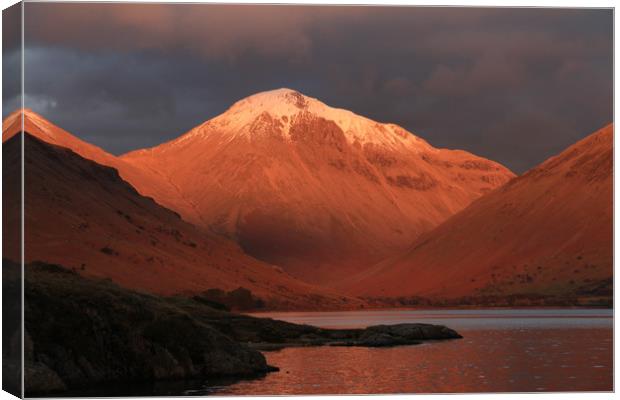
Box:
[213,309,612,395]
[250,308,613,330]
[217,329,612,394]
[59,309,613,396]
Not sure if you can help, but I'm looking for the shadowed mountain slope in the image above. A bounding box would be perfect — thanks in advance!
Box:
[2,132,362,310]
[2,109,201,222]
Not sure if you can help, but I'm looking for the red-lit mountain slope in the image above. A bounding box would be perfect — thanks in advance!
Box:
[345,124,613,305]
[121,89,515,284]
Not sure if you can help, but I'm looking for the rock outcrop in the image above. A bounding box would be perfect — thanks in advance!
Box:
[20,261,275,395]
[12,260,461,395]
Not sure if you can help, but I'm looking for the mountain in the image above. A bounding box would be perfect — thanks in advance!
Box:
[121,88,515,284]
[345,124,613,305]
[2,109,200,222]
[2,129,361,310]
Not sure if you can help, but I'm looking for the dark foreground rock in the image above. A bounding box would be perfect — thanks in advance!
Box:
[16,261,275,396]
[7,260,461,396]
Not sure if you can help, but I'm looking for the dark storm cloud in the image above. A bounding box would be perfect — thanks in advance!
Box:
[3,2,21,117]
[6,4,612,172]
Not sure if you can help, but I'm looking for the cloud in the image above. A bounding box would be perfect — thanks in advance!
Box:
[24,4,321,62]
[6,4,613,173]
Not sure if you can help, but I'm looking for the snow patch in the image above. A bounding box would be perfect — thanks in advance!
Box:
[181,88,428,151]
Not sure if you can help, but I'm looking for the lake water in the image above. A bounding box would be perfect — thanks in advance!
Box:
[58,308,613,396]
[212,309,613,395]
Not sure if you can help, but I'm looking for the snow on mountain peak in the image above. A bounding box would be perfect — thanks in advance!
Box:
[225,88,342,123]
[184,88,428,150]
[229,88,313,111]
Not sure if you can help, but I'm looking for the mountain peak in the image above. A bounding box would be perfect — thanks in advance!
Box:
[3,108,44,124]
[227,88,320,114]
[180,88,430,150]
[2,108,117,170]
[241,87,309,101]
[3,108,54,143]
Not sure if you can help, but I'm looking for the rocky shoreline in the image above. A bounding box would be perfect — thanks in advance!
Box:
[218,319,462,351]
[5,260,462,396]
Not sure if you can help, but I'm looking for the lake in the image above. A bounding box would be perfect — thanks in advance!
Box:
[59,308,613,396]
[213,309,613,395]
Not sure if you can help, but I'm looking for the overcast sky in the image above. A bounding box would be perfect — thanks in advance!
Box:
[3,4,613,173]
